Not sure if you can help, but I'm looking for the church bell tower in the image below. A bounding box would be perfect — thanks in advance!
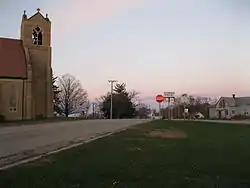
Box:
[20,9,53,118]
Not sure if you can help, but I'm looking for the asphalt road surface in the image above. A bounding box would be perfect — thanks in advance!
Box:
[0,119,150,168]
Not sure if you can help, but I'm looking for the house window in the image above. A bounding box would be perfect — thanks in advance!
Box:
[232,110,235,114]
[9,84,17,112]
[244,111,248,115]
[225,109,228,115]
[219,100,226,108]
[32,26,43,45]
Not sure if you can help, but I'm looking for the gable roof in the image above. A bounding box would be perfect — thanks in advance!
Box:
[234,97,250,106]
[217,97,250,107]
[0,37,27,79]
[220,97,234,106]
[28,11,50,22]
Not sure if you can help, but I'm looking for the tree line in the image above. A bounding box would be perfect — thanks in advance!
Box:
[53,74,151,118]
[162,94,217,119]
[53,74,217,119]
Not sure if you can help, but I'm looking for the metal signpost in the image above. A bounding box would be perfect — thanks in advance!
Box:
[85,106,90,119]
[164,92,175,120]
[156,94,164,117]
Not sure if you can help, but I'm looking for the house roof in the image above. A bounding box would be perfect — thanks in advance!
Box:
[0,37,27,79]
[221,97,234,106]
[28,11,50,22]
[221,97,250,107]
[234,97,250,106]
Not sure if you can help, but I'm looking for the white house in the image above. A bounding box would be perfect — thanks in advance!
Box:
[209,95,250,119]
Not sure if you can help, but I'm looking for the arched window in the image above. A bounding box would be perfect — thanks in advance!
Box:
[32,26,43,45]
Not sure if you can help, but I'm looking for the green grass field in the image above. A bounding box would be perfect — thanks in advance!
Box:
[1,120,250,187]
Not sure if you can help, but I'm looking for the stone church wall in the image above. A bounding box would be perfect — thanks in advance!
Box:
[0,79,24,121]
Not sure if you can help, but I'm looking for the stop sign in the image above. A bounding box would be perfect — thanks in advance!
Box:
[156,94,164,103]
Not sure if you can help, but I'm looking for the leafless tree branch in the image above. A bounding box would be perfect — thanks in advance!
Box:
[57,74,88,117]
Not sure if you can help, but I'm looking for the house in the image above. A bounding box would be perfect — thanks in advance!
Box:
[0,9,53,121]
[209,94,250,119]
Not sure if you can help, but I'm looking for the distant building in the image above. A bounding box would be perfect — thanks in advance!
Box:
[0,9,53,121]
[209,94,250,119]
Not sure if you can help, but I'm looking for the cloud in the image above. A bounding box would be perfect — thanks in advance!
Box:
[49,0,147,35]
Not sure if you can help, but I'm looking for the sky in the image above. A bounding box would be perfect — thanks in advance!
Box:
[0,0,250,108]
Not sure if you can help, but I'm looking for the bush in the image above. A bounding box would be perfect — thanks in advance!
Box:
[0,114,5,122]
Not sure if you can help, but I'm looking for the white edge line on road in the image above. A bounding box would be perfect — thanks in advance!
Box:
[0,127,129,171]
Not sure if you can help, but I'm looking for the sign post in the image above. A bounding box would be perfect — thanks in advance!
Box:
[156,94,164,117]
[85,106,90,119]
[163,92,175,120]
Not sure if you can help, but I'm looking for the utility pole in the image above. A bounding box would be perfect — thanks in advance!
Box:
[92,102,96,117]
[108,80,117,119]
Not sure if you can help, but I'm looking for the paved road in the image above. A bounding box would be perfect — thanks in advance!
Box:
[0,119,150,167]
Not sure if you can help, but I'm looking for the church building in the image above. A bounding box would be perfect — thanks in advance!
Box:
[0,9,53,121]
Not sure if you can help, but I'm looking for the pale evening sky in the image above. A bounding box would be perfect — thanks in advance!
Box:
[0,0,249,107]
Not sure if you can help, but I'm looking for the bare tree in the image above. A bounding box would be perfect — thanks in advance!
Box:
[129,90,140,108]
[57,74,88,117]
[137,102,151,119]
[163,94,218,119]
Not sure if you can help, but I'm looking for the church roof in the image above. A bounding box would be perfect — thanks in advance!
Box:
[28,11,50,22]
[0,37,27,79]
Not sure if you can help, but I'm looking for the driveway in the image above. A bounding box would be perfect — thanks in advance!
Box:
[0,119,150,168]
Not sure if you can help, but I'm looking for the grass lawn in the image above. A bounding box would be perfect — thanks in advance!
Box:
[1,120,250,187]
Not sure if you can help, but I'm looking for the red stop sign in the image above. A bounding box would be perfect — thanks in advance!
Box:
[156,94,164,103]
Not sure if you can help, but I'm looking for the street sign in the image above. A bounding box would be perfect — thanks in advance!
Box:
[164,92,175,98]
[156,94,164,103]
[168,97,175,105]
